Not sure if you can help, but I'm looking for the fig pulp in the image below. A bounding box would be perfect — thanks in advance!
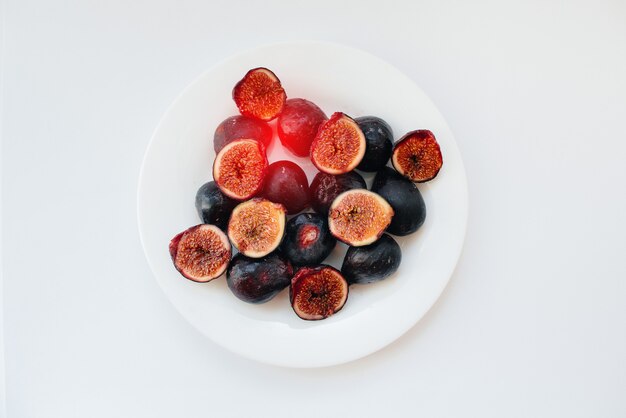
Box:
[278,98,328,157]
[227,252,293,303]
[213,115,273,153]
[341,234,402,284]
[227,198,286,258]
[310,112,366,174]
[232,67,286,121]
[169,224,231,282]
[309,171,366,215]
[262,160,310,215]
[355,116,393,172]
[392,130,443,182]
[371,166,426,236]
[195,181,238,230]
[328,189,394,246]
[280,213,336,266]
[290,266,348,320]
[213,138,268,200]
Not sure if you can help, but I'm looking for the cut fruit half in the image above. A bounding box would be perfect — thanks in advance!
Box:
[169,224,231,282]
[328,189,394,246]
[227,198,286,258]
[310,112,366,174]
[213,138,268,200]
[290,266,348,320]
[232,67,286,121]
[391,130,443,182]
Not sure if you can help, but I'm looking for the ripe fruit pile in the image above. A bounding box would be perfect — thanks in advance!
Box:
[170,67,443,321]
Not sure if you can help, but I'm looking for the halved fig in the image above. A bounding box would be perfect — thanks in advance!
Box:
[169,224,231,283]
[392,130,443,182]
[213,138,268,200]
[227,198,286,258]
[310,112,366,174]
[328,189,394,246]
[290,266,348,320]
[310,171,367,215]
[232,67,286,121]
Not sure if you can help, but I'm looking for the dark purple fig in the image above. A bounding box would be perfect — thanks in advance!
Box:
[280,213,336,266]
[169,224,231,283]
[355,116,393,172]
[341,234,402,284]
[310,171,366,215]
[289,266,348,320]
[226,251,293,304]
[371,166,426,236]
[195,181,238,230]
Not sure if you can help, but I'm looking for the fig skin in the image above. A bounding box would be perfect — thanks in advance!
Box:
[341,234,402,284]
[278,98,328,157]
[232,67,286,121]
[195,181,239,230]
[280,213,336,266]
[227,252,293,304]
[262,160,310,215]
[213,115,273,153]
[355,116,394,172]
[371,166,426,236]
[289,265,349,320]
[169,224,231,283]
[310,171,367,215]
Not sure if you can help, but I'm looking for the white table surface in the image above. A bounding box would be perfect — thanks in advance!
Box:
[2,1,626,417]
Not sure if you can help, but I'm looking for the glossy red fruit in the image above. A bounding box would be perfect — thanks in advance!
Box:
[232,68,286,121]
[290,266,349,320]
[310,112,366,174]
[392,130,443,182]
[213,138,268,200]
[277,98,327,157]
[169,224,231,283]
[262,161,310,214]
[213,115,273,153]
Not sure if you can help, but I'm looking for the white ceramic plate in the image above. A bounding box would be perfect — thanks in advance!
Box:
[138,41,467,368]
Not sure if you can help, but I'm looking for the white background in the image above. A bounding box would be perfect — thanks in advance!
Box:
[2,0,626,417]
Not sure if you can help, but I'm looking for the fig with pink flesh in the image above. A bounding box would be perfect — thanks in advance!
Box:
[392,130,443,183]
[213,138,268,200]
[310,112,366,174]
[290,266,348,320]
[227,198,286,258]
[232,67,286,121]
[328,189,394,246]
[169,224,231,282]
